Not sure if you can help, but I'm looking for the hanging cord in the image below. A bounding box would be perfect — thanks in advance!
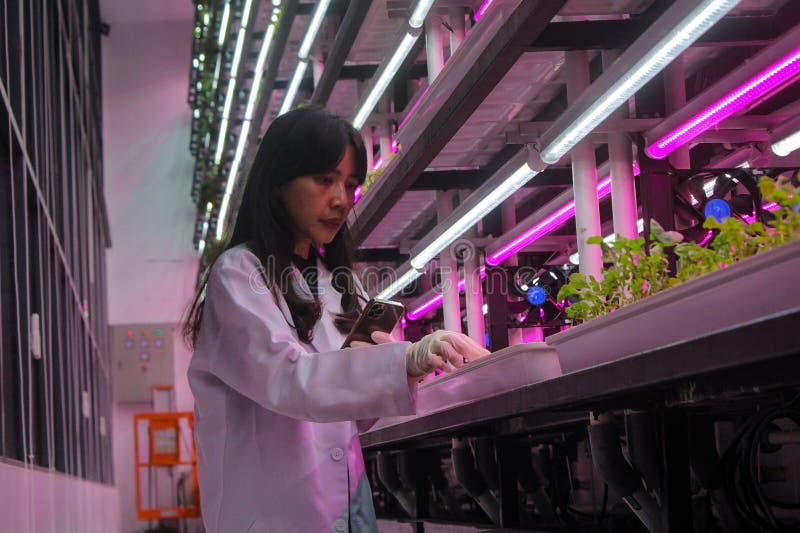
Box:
[707,393,800,531]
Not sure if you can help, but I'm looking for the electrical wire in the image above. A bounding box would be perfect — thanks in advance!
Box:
[707,394,800,532]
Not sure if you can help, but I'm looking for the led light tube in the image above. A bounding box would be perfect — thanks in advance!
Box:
[214,0,254,164]
[218,2,231,46]
[539,0,739,164]
[408,0,435,28]
[407,267,486,320]
[298,0,331,59]
[486,163,640,265]
[648,47,800,159]
[410,163,537,269]
[771,114,800,157]
[279,60,308,116]
[376,268,424,300]
[246,24,277,120]
[645,23,800,159]
[487,177,611,266]
[474,0,494,21]
[353,32,419,129]
[217,121,251,239]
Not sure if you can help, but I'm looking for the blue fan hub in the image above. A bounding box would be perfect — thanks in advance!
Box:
[527,286,547,306]
[704,198,732,222]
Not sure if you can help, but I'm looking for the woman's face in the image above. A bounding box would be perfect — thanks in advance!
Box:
[279,144,360,257]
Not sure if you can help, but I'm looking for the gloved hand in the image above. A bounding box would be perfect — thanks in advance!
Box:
[351,329,490,379]
[405,330,489,378]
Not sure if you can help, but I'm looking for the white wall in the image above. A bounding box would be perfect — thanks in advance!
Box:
[101,15,199,533]
[0,461,120,533]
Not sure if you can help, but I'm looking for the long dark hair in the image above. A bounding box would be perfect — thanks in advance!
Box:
[183,106,369,349]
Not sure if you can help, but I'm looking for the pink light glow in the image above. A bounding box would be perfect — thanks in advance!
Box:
[698,230,714,247]
[398,86,430,130]
[486,176,614,266]
[474,0,494,21]
[763,201,780,211]
[354,185,363,204]
[407,266,486,320]
[647,47,800,159]
[372,158,383,171]
[391,139,398,153]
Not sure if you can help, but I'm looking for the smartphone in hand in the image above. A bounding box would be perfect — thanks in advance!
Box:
[341,299,405,348]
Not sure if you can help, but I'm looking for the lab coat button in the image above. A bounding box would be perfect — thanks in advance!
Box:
[331,447,344,461]
[334,518,347,532]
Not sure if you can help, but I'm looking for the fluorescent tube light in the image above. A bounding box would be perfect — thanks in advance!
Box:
[407,266,486,320]
[353,32,419,129]
[217,121,251,239]
[486,163,640,265]
[539,0,739,164]
[771,114,800,157]
[376,269,424,300]
[213,0,254,164]
[410,163,537,269]
[409,0,435,28]
[772,129,800,157]
[279,60,308,116]
[246,23,277,120]
[474,0,494,21]
[218,2,231,46]
[647,46,800,159]
[298,0,331,59]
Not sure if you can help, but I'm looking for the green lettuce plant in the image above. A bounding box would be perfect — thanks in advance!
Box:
[558,174,799,324]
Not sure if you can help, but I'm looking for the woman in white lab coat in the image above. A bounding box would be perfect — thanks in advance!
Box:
[184,107,488,533]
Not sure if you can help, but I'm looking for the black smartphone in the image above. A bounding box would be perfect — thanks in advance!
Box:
[341,298,405,348]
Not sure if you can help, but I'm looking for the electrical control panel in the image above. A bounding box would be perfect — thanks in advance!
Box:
[111,323,175,402]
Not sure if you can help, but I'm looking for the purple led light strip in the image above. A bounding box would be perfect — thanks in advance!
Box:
[647,47,800,159]
[474,0,494,21]
[486,176,615,266]
[407,266,486,320]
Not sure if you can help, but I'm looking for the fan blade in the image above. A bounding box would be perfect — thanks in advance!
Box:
[680,223,712,245]
[713,174,737,198]
[730,194,755,215]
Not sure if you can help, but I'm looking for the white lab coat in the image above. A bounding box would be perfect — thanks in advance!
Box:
[188,244,416,532]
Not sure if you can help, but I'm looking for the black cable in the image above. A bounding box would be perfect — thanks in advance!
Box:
[707,403,800,532]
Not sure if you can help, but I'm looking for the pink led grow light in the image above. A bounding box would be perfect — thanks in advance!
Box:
[646,47,800,159]
[486,172,625,266]
[474,0,494,21]
[407,266,486,320]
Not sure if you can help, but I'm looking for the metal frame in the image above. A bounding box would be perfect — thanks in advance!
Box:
[0,0,112,484]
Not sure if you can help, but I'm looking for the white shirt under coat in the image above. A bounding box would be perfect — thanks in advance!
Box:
[188,244,416,532]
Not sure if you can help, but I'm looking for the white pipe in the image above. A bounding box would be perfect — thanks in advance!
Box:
[437,191,462,333]
[464,245,485,347]
[448,8,466,54]
[501,194,523,346]
[603,50,639,240]
[664,55,691,169]
[566,51,603,281]
[425,19,445,82]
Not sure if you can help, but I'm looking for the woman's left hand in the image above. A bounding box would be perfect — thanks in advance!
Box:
[350,330,395,348]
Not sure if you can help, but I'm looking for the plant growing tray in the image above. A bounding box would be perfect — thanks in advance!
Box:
[547,239,800,373]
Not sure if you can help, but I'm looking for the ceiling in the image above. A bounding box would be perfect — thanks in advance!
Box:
[185,0,800,284]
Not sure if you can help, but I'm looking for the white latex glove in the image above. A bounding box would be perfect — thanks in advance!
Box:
[405,330,490,378]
